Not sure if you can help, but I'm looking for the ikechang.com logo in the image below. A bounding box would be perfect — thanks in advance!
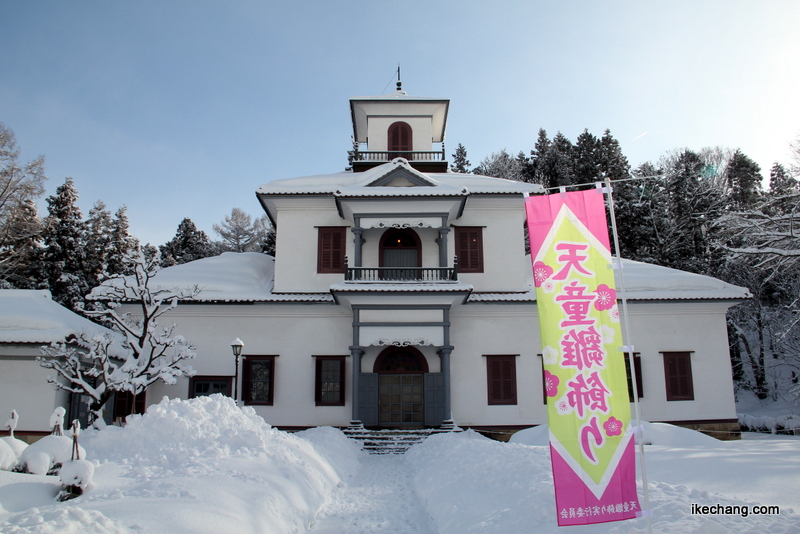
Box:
[691,504,780,518]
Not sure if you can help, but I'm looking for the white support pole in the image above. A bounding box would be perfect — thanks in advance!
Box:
[602,180,654,534]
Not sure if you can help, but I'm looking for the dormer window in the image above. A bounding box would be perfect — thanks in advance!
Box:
[388,121,412,159]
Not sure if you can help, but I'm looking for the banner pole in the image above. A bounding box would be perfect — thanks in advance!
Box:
[602,179,654,534]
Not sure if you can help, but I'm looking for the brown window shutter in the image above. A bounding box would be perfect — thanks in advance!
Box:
[663,352,694,401]
[456,227,484,273]
[486,355,517,405]
[318,227,346,273]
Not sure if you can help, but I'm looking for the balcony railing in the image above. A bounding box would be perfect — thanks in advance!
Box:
[348,150,446,163]
[344,257,458,282]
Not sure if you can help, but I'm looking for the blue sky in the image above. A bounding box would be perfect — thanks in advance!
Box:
[1,1,798,246]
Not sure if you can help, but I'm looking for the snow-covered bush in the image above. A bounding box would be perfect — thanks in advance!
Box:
[14,435,85,475]
[0,439,16,470]
[738,412,800,434]
[57,459,95,501]
[50,407,66,436]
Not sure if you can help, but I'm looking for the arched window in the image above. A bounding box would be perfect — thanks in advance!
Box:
[388,121,412,159]
[374,346,429,374]
[380,229,420,280]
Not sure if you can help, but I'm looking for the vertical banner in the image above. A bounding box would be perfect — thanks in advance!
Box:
[525,189,640,526]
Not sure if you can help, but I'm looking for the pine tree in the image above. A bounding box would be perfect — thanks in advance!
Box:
[42,178,89,309]
[106,207,138,276]
[160,218,214,266]
[769,162,796,196]
[573,129,600,184]
[726,150,763,208]
[450,143,471,173]
[0,123,47,286]
[84,201,113,288]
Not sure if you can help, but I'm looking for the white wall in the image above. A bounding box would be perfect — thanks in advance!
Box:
[0,346,71,433]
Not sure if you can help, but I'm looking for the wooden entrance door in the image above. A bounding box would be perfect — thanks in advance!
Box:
[374,346,428,428]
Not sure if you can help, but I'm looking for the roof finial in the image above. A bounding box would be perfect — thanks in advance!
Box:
[396,64,402,91]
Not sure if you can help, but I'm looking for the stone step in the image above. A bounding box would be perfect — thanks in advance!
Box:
[344,427,461,454]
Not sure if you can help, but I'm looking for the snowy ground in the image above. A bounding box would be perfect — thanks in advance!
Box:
[1,395,799,533]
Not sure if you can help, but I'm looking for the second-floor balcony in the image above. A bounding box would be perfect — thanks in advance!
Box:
[344,257,458,283]
[349,150,448,173]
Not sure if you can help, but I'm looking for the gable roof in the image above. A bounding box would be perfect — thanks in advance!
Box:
[0,290,118,344]
[257,159,544,198]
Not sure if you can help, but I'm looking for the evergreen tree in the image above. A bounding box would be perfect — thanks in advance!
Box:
[573,129,600,185]
[106,206,138,276]
[725,149,763,208]
[0,123,47,286]
[450,143,471,173]
[0,198,45,288]
[769,162,796,196]
[84,201,113,287]
[42,178,89,309]
[160,218,214,266]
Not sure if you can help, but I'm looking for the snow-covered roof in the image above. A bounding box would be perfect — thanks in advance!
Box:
[151,252,333,303]
[467,259,751,303]
[256,160,544,198]
[0,290,117,344]
[151,253,749,305]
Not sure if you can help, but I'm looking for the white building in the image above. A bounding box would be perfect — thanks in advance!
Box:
[0,290,130,440]
[137,86,749,438]
[1,86,750,440]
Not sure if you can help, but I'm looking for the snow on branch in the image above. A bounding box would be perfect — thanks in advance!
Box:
[38,248,198,424]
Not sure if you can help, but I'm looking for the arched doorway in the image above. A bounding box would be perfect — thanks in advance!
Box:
[380,228,420,280]
[374,346,428,427]
[388,121,412,160]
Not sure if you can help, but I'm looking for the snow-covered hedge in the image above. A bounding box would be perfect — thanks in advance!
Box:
[738,412,800,434]
[14,435,85,475]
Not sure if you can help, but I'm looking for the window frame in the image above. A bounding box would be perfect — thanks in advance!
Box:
[662,351,694,401]
[624,353,643,400]
[242,355,277,406]
[455,226,484,273]
[485,354,518,405]
[112,391,146,422]
[188,375,233,399]
[314,356,346,406]
[317,227,347,274]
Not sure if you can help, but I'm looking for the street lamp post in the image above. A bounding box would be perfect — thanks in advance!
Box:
[231,338,244,404]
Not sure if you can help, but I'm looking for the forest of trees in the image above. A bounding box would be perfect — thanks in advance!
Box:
[2,120,799,403]
[0,122,275,310]
[456,129,800,402]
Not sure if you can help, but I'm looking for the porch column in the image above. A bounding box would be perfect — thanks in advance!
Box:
[351,226,365,267]
[436,226,450,268]
[437,345,454,420]
[349,345,364,425]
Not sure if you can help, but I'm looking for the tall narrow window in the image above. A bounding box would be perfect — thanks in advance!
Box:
[663,351,694,401]
[318,227,346,273]
[113,391,145,422]
[388,121,412,159]
[624,353,643,400]
[486,355,517,405]
[455,227,484,273]
[315,356,346,406]
[243,356,276,405]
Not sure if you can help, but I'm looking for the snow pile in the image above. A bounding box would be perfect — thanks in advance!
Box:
[294,426,362,481]
[736,390,800,434]
[406,429,800,533]
[15,436,85,476]
[1,395,359,533]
